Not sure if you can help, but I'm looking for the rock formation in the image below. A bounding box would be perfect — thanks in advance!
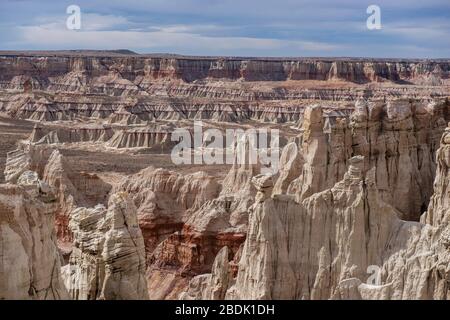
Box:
[1,53,449,124]
[0,51,449,301]
[0,171,69,299]
[114,167,221,254]
[112,166,249,299]
[179,246,231,300]
[30,124,114,144]
[182,122,450,300]
[285,100,448,221]
[0,54,448,88]
[106,128,175,150]
[62,192,148,300]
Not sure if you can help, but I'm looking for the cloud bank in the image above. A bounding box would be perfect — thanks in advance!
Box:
[1,0,449,58]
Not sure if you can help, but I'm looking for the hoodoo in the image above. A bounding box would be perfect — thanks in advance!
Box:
[0,51,449,302]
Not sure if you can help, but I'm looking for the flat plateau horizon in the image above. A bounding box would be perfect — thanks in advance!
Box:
[1,49,449,61]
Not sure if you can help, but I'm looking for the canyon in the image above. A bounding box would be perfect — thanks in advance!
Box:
[0,51,449,300]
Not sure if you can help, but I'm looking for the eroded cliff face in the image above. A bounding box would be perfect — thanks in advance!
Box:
[2,99,449,300]
[335,125,450,300]
[0,55,448,87]
[27,122,178,151]
[111,165,249,299]
[4,144,112,242]
[0,52,449,300]
[0,54,449,125]
[181,122,450,300]
[286,100,448,221]
[422,126,450,227]
[62,192,148,300]
[224,157,410,299]
[0,171,68,299]
[113,167,221,254]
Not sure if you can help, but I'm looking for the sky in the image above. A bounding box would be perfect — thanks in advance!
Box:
[0,0,449,58]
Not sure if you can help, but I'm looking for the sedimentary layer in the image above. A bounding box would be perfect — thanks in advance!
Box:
[0,171,68,299]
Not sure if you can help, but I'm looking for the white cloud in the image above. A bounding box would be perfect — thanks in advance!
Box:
[382,20,450,41]
[82,14,129,31]
[155,24,237,34]
[2,0,448,57]
[34,13,130,31]
[16,24,341,55]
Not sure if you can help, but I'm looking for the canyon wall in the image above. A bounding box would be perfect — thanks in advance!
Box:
[62,192,148,300]
[0,53,449,125]
[0,171,68,299]
[2,99,449,300]
[182,122,449,300]
[1,52,449,300]
[0,55,448,87]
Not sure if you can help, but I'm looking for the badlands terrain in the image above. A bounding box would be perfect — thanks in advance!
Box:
[0,51,449,300]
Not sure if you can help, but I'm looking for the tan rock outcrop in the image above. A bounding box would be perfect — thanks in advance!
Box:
[106,128,175,150]
[62,192,148,300]
[1,55,448,88]
[272,142,303,195]
[179,246,231,300]
[0,171,69,299]
[190,124,450,300]
[333,124,450,300]
[43,150,111,241]
[30,124,114,144]
[114,167,221,254]
[421,125,450,227]
[118,166,247,300]
[1,52,449,301]
[4,143,54,184]
[287,101,448,220]
[4,145,111,241]
[221,133,262,196]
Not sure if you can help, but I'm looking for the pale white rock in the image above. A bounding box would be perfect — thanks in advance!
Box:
[286,101,447,220]
[273,142,303,195]
[0,172,69,300]
[196,124,450,300]
[421,125,450,227]
[4,143,55,184]
[42,149,111,241]
[62,192,148,300]
[114,167,221,253]
[179,246,231,300]
[221,133,262,196]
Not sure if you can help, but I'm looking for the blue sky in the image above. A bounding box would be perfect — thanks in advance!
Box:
[0,0,449,58]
